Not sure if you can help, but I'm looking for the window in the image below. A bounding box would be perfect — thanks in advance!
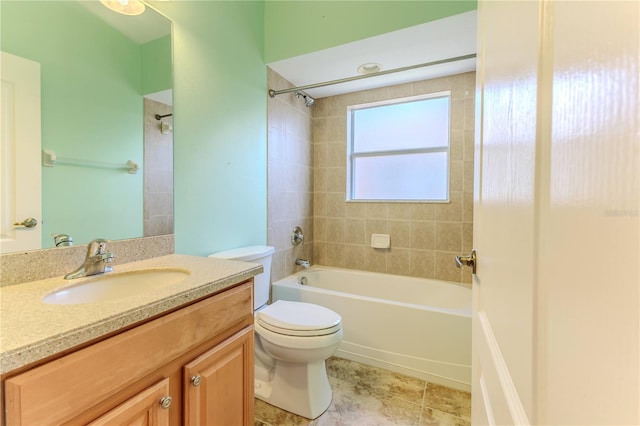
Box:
[346,92,450,202]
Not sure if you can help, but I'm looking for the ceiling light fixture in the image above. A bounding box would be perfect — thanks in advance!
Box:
[357,63,382,74]
[100,0,146,16]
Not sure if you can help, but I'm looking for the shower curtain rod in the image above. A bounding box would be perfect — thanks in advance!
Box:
[268,53,477,97]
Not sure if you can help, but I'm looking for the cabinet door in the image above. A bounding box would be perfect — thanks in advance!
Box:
[88,379,171,426]
[184,326,254,426]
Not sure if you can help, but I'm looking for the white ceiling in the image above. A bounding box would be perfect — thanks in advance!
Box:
[268,10,477,99]
[77,0,171,45]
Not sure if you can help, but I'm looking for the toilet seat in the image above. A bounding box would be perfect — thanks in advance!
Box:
[256,300,342,337]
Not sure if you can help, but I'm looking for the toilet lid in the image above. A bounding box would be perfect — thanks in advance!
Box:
[256,300,342,336]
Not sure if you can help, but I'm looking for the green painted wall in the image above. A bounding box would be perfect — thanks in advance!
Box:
[148,0,473,257]
[141,35,172,95]
[264,0,477,63]
[151,1,267,256]
[3,0,473,256]
[1,1,144,247]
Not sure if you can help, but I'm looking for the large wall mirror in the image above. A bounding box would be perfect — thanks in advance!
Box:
[0,0,173,253]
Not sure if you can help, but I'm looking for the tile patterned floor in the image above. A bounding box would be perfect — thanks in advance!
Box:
[254,357,471,426]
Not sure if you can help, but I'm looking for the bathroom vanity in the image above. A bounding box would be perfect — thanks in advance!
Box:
[0,254,260,425]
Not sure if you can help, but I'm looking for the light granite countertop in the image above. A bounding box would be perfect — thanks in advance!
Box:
[0,254,261,375]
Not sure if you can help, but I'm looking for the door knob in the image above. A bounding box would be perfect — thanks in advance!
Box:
[455,249,477,274]
[14,217,38,228]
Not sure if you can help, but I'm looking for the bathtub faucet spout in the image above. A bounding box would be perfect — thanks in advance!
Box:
[295,258,310,269]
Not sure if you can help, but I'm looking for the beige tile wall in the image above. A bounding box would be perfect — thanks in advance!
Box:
[143,98,174,237]
[267,69,314,281]
[313,72,476,284]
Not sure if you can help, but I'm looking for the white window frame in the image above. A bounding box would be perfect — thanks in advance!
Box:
[346,91,451,202]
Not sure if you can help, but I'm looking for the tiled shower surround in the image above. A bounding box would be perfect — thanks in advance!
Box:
[268,70,475,284]
[267,70,315,280]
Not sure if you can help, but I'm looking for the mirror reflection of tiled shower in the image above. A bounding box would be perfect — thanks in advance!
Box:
[143,97,174,237]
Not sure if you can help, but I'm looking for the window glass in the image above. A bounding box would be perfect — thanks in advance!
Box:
[353,96,450,152]
[347,92,451,202]
[352,152,448,200]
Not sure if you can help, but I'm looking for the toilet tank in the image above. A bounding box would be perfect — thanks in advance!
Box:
[209,245,274,310]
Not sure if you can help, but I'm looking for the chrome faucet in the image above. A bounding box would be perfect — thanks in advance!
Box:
[295,258,310,269]
[64,239,114,279]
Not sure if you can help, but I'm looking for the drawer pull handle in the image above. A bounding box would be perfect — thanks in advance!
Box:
[159,396,172,409]
[191,375,202,387]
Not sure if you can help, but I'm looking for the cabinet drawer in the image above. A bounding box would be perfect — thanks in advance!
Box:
[4,282,252,425]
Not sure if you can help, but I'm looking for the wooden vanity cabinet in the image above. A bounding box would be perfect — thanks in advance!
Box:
[3,281,255,426]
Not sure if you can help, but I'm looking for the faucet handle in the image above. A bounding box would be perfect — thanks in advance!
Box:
[87,238,109,255]
[99,252,114,262]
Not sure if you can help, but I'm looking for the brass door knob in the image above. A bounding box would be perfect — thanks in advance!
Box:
[455,249,477,274]
[14,217,38,228]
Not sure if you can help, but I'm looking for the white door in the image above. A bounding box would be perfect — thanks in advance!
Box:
[536,1,639,424]
[471,1,538,423]
[471,1,639,425]
[0,51,42,253]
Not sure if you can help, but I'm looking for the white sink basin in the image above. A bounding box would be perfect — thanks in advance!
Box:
[42,268,191,305]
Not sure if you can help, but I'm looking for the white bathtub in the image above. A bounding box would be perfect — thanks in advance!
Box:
[271,266,472,391]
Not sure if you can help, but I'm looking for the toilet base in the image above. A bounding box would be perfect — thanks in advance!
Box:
[254,358,332,419]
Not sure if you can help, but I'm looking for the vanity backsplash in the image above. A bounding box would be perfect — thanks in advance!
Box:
[0,235,174,287]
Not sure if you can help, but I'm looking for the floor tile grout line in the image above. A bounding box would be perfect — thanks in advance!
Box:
[418,379,428,425]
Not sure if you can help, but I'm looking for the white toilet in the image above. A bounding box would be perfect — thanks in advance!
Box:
[209,246,342,419]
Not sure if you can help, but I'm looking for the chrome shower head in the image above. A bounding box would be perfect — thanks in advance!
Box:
[295,91,315,107]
